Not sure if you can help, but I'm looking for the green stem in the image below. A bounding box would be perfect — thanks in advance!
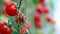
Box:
[18,0,22,9]
[18,0,22,34]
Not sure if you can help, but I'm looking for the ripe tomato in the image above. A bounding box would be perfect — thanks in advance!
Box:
[6,2,18,16]
[36,4,44,14]
[7,29,13,34]
[38,0,45,4]
[18,13,23,18]
[35,22,42,28]
[0,22,13,34]
[0,22,7,34]
[46,16,52,22]
[20,29,26,34]
[43,5,50,14]
[34,13,41,23]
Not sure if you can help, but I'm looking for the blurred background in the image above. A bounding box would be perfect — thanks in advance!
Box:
[0,0,60,34]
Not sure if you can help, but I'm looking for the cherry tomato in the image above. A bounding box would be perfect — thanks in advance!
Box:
[0,22,13,34]
[7,29,13,34]
[6,2,18,16]
[43,5,50,14]
[0,22,7,34]
[18,13,23,18]
[20,29,26,34]
[36,4,44,14]
[46,16,52,22]
[34,13,41,23]
[35,22,42,28]
[38,0,45,4]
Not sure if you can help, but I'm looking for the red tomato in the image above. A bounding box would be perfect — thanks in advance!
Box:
[0,22,13,34]
[6,2,18,16]
[7,29,13,34]
[36,4,44,14]
[43,5,50,14]
[0,22,7,34]
[38,0,45,4]
[34,13,41,23]
[46,16,52,22]
[35,22,42,28]
[20,29,26,34]
[18,13,23,18]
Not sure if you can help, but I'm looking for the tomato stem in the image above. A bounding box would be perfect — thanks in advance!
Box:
[18,0,22,9]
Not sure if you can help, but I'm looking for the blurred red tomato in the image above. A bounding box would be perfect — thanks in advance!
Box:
[38,0,45,4]
[35,22,42,28]
[34,13,41,23]
[43,5,50,14]
[36,4,44,14]
[46,16,52,22]
[20,29,26,34]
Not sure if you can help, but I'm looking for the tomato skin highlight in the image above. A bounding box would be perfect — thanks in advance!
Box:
[6,2,18,16]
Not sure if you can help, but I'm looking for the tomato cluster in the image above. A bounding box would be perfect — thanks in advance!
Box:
[36,4,49,14]
[0,22,12,34]
[34,13,42,28]
[34,0,55,29]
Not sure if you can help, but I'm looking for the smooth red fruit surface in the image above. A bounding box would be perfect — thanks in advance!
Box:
[38,0,45,4]
[34,13,41,23]
[0,22,7,34]
[46,16,52,22]
[35,22,42,28]
[18,13,23,18]
[36,5,44,14]
[0,22,13,34]
[43,5,50,14]
[6,2,18,16]
[7,29,13,34]
[20,29,26,34]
